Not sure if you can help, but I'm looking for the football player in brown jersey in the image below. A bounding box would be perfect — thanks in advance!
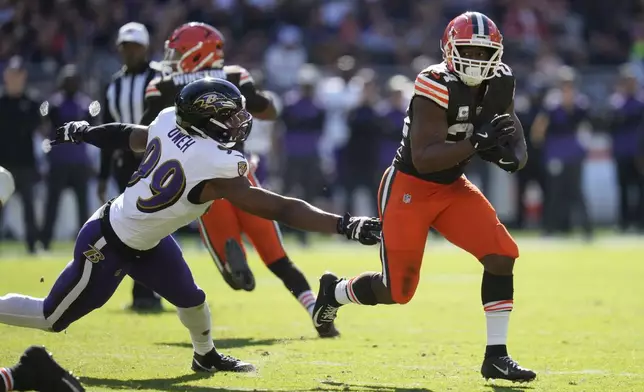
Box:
[142,22,340,338]
[312,12,536,382]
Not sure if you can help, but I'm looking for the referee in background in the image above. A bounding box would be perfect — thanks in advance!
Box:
[98,22,162,312]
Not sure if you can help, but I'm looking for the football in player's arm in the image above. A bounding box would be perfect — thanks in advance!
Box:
[476,99,528,173]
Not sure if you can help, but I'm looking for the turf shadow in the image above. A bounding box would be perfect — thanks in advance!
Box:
[106,307,176,316]
[320,380,434,391]
[156,336,315,349]
[80,373,240,392]
[486,385,535,392]
[81,375,431,392]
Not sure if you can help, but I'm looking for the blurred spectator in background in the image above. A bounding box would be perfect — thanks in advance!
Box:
[0,56,41,254]
[377,75,408,175]
[317,55,362,185]
[608,64,644,231]
[280,64,326,245]
[244,69,282,185]
[264,25,307,92]
[513,88,546,229]
[344,70,380,215]
[532,66,593,238]
[97,22,162,312]
[40,65,94,250]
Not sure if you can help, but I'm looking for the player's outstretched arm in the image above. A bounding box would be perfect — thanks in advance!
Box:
[202,176,381,245]
[50,121,149,153]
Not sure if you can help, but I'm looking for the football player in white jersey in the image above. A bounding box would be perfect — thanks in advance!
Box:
[0,78,381,373]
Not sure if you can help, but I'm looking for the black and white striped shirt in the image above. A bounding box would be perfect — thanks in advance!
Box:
[104,64,157,124]
[98,63,157,187]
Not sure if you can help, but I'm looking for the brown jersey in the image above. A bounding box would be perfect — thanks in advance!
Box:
[140,65,269,126]
[393,62,516,184]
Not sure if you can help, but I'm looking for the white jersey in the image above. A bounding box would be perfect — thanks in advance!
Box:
[107,107,248,250]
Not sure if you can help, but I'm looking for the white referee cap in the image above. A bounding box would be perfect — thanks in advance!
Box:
[116,22,150,47]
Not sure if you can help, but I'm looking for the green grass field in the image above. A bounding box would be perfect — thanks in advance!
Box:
[1,235,643,392]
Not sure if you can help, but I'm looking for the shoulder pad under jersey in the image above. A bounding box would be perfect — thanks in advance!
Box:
[210,145,249,179]
[413,63,456,109]
[145,76,164,99]
[223,65,254,87]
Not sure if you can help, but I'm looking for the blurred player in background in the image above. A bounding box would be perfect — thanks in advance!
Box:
[0,57,41,254]
[313,12,537,382]
[142,22,340,338]
[40,65,95,251]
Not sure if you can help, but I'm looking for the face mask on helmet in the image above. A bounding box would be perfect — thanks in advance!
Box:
[161,41,179,76]
[207,109,253,147]
[176,106,252,147]
[445,40,503,86]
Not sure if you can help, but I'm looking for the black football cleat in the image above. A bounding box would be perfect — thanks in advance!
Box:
[481,356,536,383]
[221,238,256,291]
[129,298,163,313]
[312,272,342,336]
[316,321,341,338]
[192,348,256,373]
[20,346,85,392]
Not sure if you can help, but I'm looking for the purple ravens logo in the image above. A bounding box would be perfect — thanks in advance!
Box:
[193,92,237,113]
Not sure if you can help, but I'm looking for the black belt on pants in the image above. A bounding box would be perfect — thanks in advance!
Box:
[99,199,153,258]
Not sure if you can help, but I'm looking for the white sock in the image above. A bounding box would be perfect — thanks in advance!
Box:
[177,302,215,356]
[296,290,316,316]
[0,294,51,331]
[334,280,351,305]
[484,300,513,346]
[334,279,362,305]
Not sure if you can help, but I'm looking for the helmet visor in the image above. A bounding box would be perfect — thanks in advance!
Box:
[210,109,253,144]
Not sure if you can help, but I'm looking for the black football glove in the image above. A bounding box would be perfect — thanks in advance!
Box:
[337,213,382,245]
[51,121,90,145]
[470,113,515,151]
[478,142,521,173]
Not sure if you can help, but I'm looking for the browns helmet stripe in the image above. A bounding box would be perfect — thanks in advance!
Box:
[468,12,490,36]
[481,13,491,35]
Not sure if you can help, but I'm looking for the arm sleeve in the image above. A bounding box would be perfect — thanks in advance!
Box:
[83,123,140,151]
[240,82,271,114]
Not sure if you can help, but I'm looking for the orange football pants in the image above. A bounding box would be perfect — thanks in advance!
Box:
[198,172,287,267]
[378,167,519,304]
